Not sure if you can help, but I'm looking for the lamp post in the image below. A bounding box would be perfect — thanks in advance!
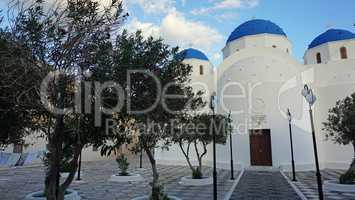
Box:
[301,84,323,200]
[228,111,234,180]
[210,92,217,200]
[139,147,143,169]
[287,109,296,182]
[77,150,82,181]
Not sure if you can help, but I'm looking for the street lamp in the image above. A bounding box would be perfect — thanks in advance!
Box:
[287,109,296,182]
[301,84,323,200]
[210,92,217,200]
[228,111,235,180]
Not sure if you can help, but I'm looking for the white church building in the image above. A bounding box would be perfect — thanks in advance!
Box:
[156,19,355,171]
[3,19,355,172]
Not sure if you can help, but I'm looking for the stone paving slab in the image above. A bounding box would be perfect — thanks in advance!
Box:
[0,155,237,200]
[286,169,355,200]
[231,170,302,200]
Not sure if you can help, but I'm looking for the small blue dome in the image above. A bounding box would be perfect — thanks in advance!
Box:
[177,48,209,61]
[227,19,286,44]
[308,29,355,49]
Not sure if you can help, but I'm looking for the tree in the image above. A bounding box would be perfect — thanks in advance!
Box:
[323,92,355,184]
[5,0,128,199]
[103,30,204,199]
[173,113,230,179]
[0,21,42,149]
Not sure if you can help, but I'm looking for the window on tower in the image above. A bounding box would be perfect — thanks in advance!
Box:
[316,53,322,64]
[199,65,204,75]
[340,47,348,59]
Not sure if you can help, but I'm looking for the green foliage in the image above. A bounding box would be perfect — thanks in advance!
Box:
[323,93,355,184]
[116,154,130,176]
[0,29,42,147]
[3,0,128,199]
[323,93,355,145]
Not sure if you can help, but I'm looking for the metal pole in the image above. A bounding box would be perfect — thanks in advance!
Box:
[309,106,324,200]
[288,121,296,181]
[77,150,82,181]
[229,112,234,180]
[139,148,143,168]
[229,133,234,180]
[212,108,217,200]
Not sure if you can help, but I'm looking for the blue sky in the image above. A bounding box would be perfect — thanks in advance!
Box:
[1,0,354,65]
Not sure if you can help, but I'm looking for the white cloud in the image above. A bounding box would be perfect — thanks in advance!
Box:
[125,10,223,53]
[191,0,260,15]
[125,18,161,38]
[127,0,176,15]
[216,12,239,21]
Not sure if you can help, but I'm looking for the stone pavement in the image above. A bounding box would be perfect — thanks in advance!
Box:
[0,154,238,200]
[286,169,355,200]
[231,170,302,200]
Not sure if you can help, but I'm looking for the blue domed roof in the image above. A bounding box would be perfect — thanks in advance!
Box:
[227,19,287,44]
[177,48,209,61]
[308,29,355,49]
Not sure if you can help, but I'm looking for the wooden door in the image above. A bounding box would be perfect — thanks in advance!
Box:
[250,129,272,166]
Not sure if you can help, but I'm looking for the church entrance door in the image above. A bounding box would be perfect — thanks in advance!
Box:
[250,129,272,166]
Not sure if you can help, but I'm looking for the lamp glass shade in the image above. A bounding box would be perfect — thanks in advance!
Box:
[306,93,317,106]
[210,95,216,110]
[301,87,309,97]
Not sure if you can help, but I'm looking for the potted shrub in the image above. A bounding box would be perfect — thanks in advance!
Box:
[108,154,144,182]
[173,114,230,186]
[323,93,355,192]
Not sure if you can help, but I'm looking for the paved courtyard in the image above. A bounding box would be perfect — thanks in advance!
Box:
[231,170,301,200]
[7,153,355,200]
[286,169,355,200]
[0,154,237,200]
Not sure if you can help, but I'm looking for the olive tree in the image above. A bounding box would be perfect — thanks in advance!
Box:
[323,92,355,184]
[173,113,230,179]
[102,30,204,199]
[5,0,128,199]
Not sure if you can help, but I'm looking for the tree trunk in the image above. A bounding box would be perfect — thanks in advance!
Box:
[178,142,195,172]
[194,141,207,179]
[45,76,67,200]
[348,143,355,172]
[145,148,160,200]
[45,115,65,200]
[340,143,355,184]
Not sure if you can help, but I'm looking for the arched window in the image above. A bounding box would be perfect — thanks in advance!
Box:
[199,65,204,75]
[340,47,348,59]
[316,53,322,64]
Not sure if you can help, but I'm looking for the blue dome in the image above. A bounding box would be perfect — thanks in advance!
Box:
[227,19,287,44]
[177,48,209,61]
[308,29,355,49]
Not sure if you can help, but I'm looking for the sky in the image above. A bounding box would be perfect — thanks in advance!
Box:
[1,0,354,66]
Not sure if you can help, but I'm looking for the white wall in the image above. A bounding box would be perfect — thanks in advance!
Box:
[216,45,317,169]
[310,60,355,169]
